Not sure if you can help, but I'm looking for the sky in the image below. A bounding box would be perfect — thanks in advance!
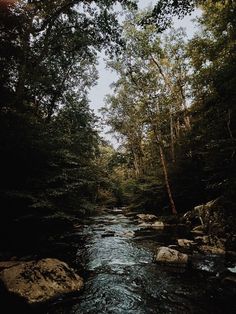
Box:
[89,1,201,145]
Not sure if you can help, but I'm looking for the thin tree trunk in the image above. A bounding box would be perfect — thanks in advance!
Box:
[175,117,180,138]
[169,104,175,162]
[159,145,177,214]
[152,124,177,215]
[151,55,176,162]
[179,83,191,130]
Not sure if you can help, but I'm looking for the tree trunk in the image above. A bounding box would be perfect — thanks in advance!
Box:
[152,123,177,215]
[151,55,176,161]
[169,104,175,163]
[179,83,191,130]
[175,117,180,138]
[159,145,177,214]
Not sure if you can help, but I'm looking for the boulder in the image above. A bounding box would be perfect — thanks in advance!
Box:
[151,221,165,229]
[184,198,230,241]
[137,214,157,222]
[155,247,188,267]
[0,258,83,304]
[198,245,225,255]
[115,231,135,237]
[177,239,195,248]
[138,221,164,229]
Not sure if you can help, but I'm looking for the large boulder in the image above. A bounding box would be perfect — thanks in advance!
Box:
[183,198,236,251]
[0,258,83,304]
[155,247,188,267]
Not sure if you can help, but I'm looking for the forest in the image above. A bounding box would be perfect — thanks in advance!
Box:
[0,0,235,313]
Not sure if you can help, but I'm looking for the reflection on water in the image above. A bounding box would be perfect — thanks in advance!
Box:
[46,209,235,314]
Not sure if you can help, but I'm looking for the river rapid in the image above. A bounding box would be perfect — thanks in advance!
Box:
[45,207,235,314]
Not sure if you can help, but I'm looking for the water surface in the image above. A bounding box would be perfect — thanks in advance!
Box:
[46,208,235,314]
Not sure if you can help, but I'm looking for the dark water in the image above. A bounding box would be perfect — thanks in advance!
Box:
[46,208,235,314]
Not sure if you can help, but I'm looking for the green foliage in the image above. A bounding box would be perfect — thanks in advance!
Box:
[0,96,99,219]
[0,0,141,249]
[102,1,236,215]
[141,0,195,30]
[184,0,236,200]
[1,0,235,246]
[103,14,190,212]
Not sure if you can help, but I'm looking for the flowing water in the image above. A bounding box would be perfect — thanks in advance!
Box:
[46,208,235,314]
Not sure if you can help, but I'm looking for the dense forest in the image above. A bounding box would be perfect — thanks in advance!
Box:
[0,0,236,312]
[0,1,236,251]
[102,2,236,214]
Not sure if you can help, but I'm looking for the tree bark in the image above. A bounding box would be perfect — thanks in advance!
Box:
[150,55,176,162]
[169,104,175,162]
[152,124,177,215]
[179,82,191,130]
[159,144,177,214]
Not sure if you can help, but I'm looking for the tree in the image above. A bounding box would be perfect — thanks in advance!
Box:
[103,11,192,213]
[186,0,236,200]
[0,0,138,116]
[0,0,142,252]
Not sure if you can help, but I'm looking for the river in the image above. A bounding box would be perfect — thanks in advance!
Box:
[46,207,235,314]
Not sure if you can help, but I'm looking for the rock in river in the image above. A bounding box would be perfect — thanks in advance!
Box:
[137,214,158,222]
[138,221,164,229]
[0,258,83,304]
[151,221,165,229]
[177,239,195,248]
[155,247,188,267]
[198,245,225,255]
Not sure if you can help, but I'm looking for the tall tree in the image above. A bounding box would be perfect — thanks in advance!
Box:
[103,12,191,213]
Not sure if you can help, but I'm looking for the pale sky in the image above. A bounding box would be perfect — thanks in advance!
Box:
[89,1,200,145]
